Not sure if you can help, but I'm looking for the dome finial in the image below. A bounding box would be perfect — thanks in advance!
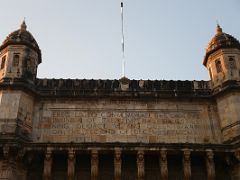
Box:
[20,18,27,31]
[216,23,222,34]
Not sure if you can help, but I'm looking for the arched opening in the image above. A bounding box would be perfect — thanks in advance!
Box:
[13,54,20,67]
[215,60,223,73]
[0,56,6,70]
[229,57,236,69]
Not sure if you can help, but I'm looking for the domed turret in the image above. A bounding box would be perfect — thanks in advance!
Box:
[203,25,240,66]
[203,25,240,88]
[0,21,41,82]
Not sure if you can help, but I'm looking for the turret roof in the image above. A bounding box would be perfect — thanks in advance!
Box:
[0,21,41,63]
[203,24,240,66]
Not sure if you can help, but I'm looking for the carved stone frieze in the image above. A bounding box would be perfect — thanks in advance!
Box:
[35,104,213,144]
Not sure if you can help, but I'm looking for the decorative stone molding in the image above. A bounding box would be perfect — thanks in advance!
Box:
[68,148,76,180]
[206,150,215,180]
[183,149,191,180]
[36,78,210,92]
[43,148,52,180]
[91,149,98,180]
[137,150,144,180]
[160,149,168,180]
[119,76,130,91]
[114,148,122,180]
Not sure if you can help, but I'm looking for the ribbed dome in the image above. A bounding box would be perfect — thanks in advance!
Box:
[0,21,41,63]
[203,25,240,66]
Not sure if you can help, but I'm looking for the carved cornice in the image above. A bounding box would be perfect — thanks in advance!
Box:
[0,78,212,99]
[16,142,236,152]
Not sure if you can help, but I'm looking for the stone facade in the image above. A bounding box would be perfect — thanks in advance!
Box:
[0,22,240,179]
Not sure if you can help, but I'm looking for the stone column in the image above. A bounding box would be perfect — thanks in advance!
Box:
[206,150,215,180]
[16,148,27,180]
[114,149,121,180]
[0,145,27,180]
[0,160,16,180]
[182,149,191,180]
[91,150,98,180]
[160,149,168,180]
[231,149,240,180]
[43,148,52,180]
[137,150,144,180]
[0,145,16,180]
[67,149,76,180]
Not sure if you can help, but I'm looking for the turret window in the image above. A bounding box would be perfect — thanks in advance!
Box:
[228,56,236,69]
[13,54,20,67]
[215,59,223,73]
[0,56,6,70]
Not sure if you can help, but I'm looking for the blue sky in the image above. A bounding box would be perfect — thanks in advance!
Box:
[0,0,240,80]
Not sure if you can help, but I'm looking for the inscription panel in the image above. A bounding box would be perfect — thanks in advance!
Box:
[33,101,218,143]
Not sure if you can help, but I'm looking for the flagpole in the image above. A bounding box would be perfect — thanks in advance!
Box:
[121,1,125,77]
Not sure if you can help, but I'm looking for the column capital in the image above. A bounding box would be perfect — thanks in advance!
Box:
[137,150,144,157]
[91,149,98,155]
[206,149,214,160]
[114,147,122,151]
[45,147,52,158]
[114,149,122,162]
[68,148,75,160]
[137,150,144,165]
[183,149,191,157]
[160,148,167,160]
[182,148,191,153]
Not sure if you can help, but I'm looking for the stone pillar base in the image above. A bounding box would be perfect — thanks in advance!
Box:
[0,160,26,180]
